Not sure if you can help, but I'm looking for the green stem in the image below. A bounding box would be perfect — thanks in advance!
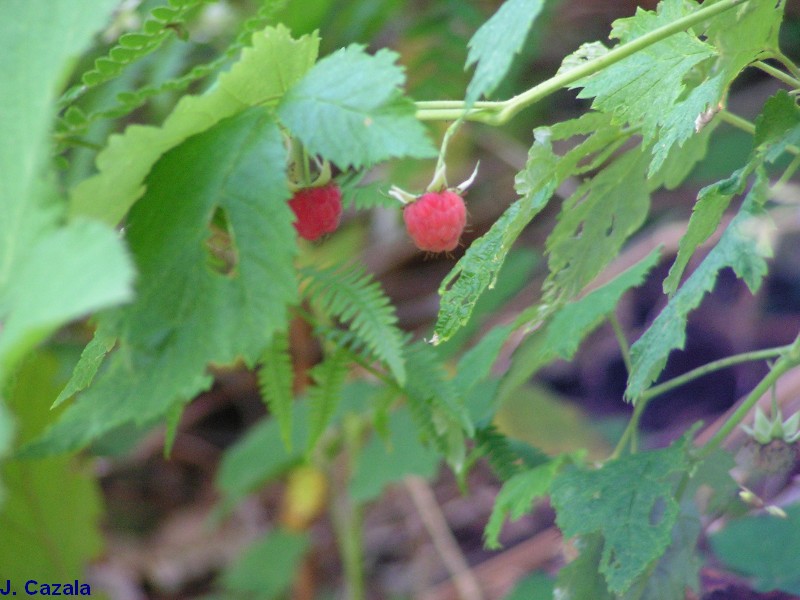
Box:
[719,109,756,135]
[415,0,746,124]
[331,416,366,600]
[640,345,791,403]
[774,152,800,190]
[610,344,791,460]
[770,50,800,81]
[754,60,800,90]
[699,336,800,459]
[609,313,632,374]
[720,109,800,156]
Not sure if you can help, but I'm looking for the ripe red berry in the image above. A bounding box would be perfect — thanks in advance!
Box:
[288,183,342,241]
[403,190,466,253]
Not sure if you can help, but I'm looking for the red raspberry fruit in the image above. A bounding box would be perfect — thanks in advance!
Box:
[288,183,342,241]
[403,190,466,253]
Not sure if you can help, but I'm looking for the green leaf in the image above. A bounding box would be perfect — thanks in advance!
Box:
[0,220,134,384]
[662,166,749,295]
[629,507,702,600]
[553,534,614,600]
[301,262,406,384]
[545,148,650,299]
[502,573,554,600]
[0,0,133,386]
[278,45,435,169]
[550,440,690,594]
[23,110,297,456]
[306,349,350,452]
[257,331,295,449]
[464,0,546,103]
[485,455,570,549]
[404,342,470,471]
[627,170,772,400]
[349,408,440,502]
[452,324,515,393]
[754,89,800,163]
[52,325,116,409]
[220,528,310,598]
[711,504,800,595]
[570,0,718,172]
[705,0,785,84]
[433,112,625,344]
[0,352,103,581]
[69,25,320,225]
[499,248,660,403]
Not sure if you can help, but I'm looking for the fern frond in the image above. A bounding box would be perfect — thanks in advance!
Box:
[257,331,295,449]
[403,342,471,470]
[57,0,281,144]
[61,0,211,105]
[306,349,350,452]
[475,425,522,482]
[301,263,406,385]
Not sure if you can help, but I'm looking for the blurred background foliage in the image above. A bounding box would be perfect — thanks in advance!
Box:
[9,0,800,597]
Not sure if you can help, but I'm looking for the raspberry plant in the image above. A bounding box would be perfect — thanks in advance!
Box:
[1,0,799,597]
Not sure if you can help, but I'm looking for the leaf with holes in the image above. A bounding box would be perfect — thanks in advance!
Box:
[551,439,690,594]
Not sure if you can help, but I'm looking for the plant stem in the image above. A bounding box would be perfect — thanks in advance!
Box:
[331,416,366,600]
[719,109,756,135]
[609,313,632,374]
[753,60,800,90]
[640,345,791,403]
[699,335,800,459]
[770,50,800,81]
[610,344,791,459]
[415,0,746,124]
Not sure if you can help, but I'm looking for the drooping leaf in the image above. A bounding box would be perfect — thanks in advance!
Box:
[464,0,546,104]
[306,349,350,452]
[545,148,650,299]
[349,408,440,503]
[662,167,749,295]
[711,503,800,595]
[485,454,572,548]
[69,25,320,225]
[0,352,103,582]
[220,529,310,598]
[23,109,297,457]
[627,169,772,400]
[257,331,295,449]
[433,112,626,344]
[278,45,435,169]
[301,262,406,384]
[550,439,690,594]
[499,248,661,403]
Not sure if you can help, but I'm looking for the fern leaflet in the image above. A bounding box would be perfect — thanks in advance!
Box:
[257,331,295,449]
[301,263,406,385]
[306,349,350,452]
[56,0,282,145]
